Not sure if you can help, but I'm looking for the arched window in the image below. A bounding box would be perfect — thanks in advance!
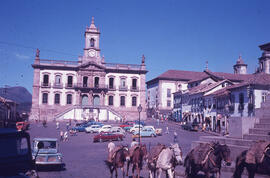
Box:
[42,93,48,104]
[67,76,73,87]
[83,76,88,87]
[67,94,72,104]
[94,77,99,88]
[132,97,137,106]
[120,96,125,106]
[55,75,61,84]
[109,96,114,106]
[132,79,137,90]
[90,38,95,47]
[43,74,49,86]
[54,94,60,104]
[109,77,114,89]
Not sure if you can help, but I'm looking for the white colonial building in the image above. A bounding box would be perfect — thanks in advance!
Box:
[31,18,147,122]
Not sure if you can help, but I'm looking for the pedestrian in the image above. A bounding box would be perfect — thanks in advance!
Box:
[64,131,68,141]
[60,131,64,141]
[157,118,159,126]
[166,126,169,134]
[66,122,69,130]
[107,141,115,163]
[130,138,139,148]
[42,120,47,128]
[173,131,178,143]
[56,121,59,130]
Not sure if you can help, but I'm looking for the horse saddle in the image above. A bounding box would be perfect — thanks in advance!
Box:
[192,143,214,165]
[148,144,166,163]
[108,146,123,162]
[246,140,270,164]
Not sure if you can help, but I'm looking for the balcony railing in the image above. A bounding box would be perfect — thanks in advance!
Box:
[74,83,107,89]
[41,82,51,88]
[65,83,73,88]
[53,83,63,89]
[108,85,116,91]
[119,86,128,91]
[130,86,139,92]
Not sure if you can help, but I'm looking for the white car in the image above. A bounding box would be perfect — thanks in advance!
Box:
[129,124,143,134]
[110,126,126,137]
[85,125,101,133]
[98,125,112,133]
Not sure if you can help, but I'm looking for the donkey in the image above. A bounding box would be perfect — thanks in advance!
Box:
[148,143,183,178]
[233,144,270,178]
[184,142,231,178]
[126,144,147,178]
[105,146,130,178]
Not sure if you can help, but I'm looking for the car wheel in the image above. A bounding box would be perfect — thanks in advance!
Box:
[132,130,135,134]
[99,138,102,142]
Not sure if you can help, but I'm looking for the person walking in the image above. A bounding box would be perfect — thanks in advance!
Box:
[60,131,64,142]
[173,131,178,143]
[157,118,159,126]
[130,138,139,148]
[66,122,69,130]
[64,131,68,142]
[166,126,169,134]
[56,121,59,130]
[107,141,115,163]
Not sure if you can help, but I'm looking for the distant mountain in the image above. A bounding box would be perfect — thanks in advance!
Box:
[0,86,32,113]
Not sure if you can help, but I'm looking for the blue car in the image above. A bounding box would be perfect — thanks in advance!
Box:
[72,123,91,132]
[133,127,156,137]
[134,120,145,126]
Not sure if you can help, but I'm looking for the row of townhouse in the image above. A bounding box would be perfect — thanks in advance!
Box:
[147,42,270,132]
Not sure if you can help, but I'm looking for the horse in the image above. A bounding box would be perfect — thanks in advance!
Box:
[184,142,231,178]
[233,145,270,178]
[148,143,183,178]
[126,144,147,178]
[105,146,130,178]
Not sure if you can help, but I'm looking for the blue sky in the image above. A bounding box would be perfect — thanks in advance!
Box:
[0,0,270,93]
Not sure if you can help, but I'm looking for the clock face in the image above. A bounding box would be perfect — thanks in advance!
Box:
[88,50,96,57]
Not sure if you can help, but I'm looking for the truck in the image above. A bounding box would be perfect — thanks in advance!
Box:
[0,128,33,176]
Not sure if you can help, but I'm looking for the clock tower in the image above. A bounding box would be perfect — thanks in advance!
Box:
[83,17,101,64]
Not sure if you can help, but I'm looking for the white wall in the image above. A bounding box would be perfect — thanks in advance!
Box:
[39,69,77,105]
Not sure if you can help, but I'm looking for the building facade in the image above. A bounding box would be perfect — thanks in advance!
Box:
[31,18,147,122]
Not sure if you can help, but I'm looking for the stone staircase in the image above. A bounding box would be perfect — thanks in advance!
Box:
[192,96,270,162]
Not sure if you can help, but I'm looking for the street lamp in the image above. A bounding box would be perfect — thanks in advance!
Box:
[137,104,142,144]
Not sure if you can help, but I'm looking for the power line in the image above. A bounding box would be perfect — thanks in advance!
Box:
[0,40,78,57]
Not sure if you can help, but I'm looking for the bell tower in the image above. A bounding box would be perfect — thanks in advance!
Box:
[83,17,101,64]
[233,55,247,74]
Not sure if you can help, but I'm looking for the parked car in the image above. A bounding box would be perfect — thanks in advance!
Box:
[119,121,134,131]
[143,125,162,136]
[133,127,156,137]
[98,125,112,133]
[129,124,143,134]
[134,120,145,126]
[32,138,64,169]
[72,122,94,132]
[93,132,123,142]
[110,126,126,137]
[16,121,30,131]
[85,125,101,133]
[181,122,199,131]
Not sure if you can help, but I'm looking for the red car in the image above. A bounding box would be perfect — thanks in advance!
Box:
[93,132,123,142]
[119,121,134,128]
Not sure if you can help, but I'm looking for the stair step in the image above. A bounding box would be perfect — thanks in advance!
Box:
[249,128,270,135]
[243,134,270,141]
[254,123,270,129]
[199,136,255,147]
[259,118,270,124]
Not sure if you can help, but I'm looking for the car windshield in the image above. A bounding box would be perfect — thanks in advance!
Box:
[35,141,56,149]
